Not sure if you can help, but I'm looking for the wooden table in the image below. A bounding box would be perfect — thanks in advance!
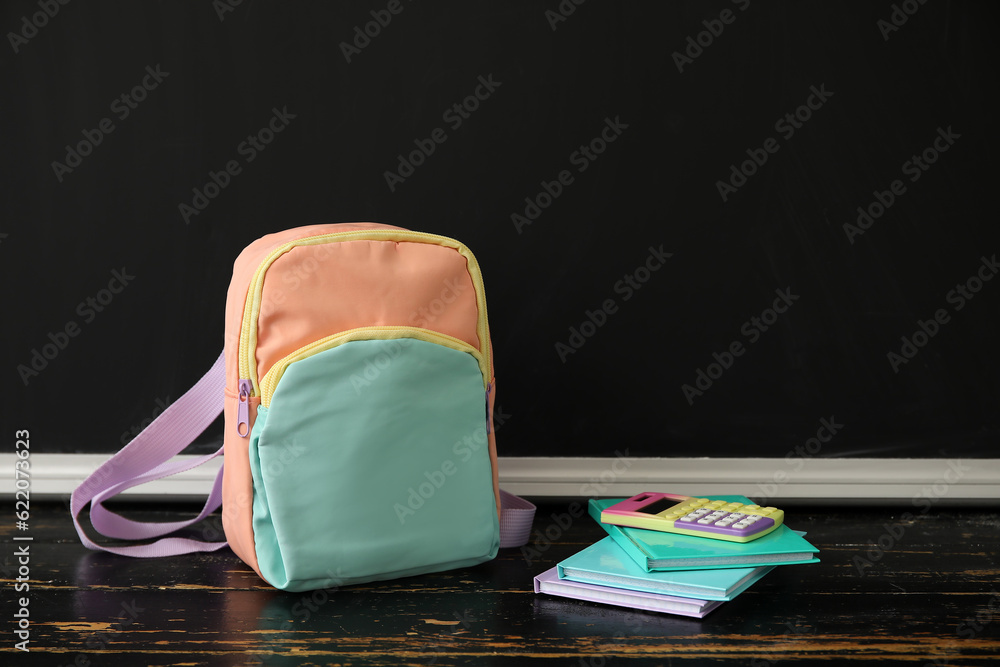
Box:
[8,501,1000,665]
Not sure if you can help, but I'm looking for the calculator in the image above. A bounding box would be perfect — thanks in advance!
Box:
[600,492,784,542]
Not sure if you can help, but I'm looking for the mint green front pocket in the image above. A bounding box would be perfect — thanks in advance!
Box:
[248,336,499,592]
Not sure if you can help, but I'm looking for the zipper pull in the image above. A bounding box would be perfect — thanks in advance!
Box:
[237,379,252,438]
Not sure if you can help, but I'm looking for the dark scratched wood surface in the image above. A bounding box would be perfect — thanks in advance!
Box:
[3,501,999,666]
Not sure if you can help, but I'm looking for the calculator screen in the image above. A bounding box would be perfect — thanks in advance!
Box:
[636,497,679,515]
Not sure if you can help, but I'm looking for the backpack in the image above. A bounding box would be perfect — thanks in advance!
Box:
[71,222,535,591]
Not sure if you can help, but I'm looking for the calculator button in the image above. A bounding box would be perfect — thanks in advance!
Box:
[745,515,762,523]
[697,518,714,524]
[678,515,697,522]
[728,513,745,519]
[760,507,778,514]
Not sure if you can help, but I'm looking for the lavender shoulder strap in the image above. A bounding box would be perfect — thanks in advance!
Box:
[70,352,228,556]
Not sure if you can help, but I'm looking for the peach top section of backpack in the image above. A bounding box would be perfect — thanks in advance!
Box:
[253,236,481,384]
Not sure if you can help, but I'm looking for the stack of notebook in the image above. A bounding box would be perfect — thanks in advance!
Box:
[533,495,820,618]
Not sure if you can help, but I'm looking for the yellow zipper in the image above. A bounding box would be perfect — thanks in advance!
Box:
[258,326,486,408]
[239,229,492,396]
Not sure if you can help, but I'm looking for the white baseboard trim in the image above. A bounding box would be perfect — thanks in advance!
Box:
[4,454,998,504]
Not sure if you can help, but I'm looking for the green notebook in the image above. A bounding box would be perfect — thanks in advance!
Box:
[589,497,820,572]
[557,536,773,601]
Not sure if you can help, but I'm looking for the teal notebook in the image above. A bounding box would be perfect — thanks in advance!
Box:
[557,536,773,601]
[589,497,820,572]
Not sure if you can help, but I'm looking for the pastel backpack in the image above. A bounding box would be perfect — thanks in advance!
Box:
[71,222,535,591]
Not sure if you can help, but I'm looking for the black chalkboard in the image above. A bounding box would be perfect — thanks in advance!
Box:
[3,0,998,459]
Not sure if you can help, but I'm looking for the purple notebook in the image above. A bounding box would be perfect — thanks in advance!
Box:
[533,567,723,618]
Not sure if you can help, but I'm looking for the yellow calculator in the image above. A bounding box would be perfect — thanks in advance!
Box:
[600,492,784,542]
